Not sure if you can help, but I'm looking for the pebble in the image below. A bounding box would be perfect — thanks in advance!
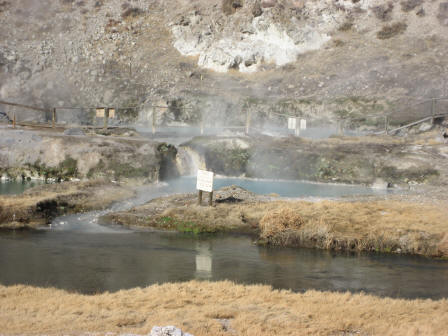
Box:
[150,326,193,336]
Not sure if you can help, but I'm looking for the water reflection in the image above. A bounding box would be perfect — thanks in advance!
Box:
[195,241,213,280]
[0,231,447,299]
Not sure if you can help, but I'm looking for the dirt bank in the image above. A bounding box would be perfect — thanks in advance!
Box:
[104,185,448,258]
[0,180,134,230]
[1,281,447,336]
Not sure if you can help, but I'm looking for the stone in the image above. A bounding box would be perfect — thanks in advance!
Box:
[418,122,432,133]
[150,326,193,336]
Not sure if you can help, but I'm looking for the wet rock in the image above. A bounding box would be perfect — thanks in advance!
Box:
[150,326,193,336]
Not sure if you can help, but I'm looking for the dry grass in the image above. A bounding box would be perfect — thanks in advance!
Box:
[109,195,448,257]
[259,207,305,245]
[0,281,447,336]
[258,200,448,257]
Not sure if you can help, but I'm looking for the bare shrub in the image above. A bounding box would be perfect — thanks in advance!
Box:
[377,22,407,39]
[122,7,144,19]
[371,3,394,21]
[222,0,243,15]
[0,1,10,13]
[401,0,423,12]
[259,207,304,245]
[338,21,353,32]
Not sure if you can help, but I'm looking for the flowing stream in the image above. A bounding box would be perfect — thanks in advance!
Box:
[0,178,447,299]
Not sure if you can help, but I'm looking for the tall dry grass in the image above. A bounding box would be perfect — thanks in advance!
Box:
[257,200,448,257]
[0,281,447,336]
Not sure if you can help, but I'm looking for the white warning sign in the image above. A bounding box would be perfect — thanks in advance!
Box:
[197,170,214,193]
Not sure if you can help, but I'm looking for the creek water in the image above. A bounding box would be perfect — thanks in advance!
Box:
[0,180,45,195]
[1,177,447,299]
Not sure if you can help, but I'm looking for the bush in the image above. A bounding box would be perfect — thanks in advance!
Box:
[401,0,423,12]
[377,22,407,39]
[372,3,394,21]
[122,7,144,19]
[222,0,243,15]
[338,21,353,32]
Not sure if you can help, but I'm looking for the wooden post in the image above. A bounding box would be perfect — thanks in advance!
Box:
[13,113,16,129]
[337,120,342,136]
[385,115,389,135]
[103,108,109,130]
[431,98,436,125]
[52,108,56,128]
[246,110,251,135]
[208,191,213,206]
[198,190,203,205]
[152,109,156,135]
[200,114,204,135]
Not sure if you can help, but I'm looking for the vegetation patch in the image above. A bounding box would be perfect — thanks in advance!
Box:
[25,156,79,181]
[205,142,251,176]
[338,21,353,32]
[372,3,394,21]
[400,0,423,12]
[158,216,216,234]
[377,22,408,39]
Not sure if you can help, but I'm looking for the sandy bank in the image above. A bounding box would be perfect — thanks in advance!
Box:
[0,180,134,230]
[1,281,447,336]
[104,186,448,258]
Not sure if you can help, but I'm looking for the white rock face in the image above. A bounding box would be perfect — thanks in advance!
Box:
[171,6,333,73]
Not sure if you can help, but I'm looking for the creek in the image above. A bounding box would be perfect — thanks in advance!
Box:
[0,177,447,299]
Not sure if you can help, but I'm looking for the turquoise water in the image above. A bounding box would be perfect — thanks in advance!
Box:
[165,176,390,198]
[0,180,45,195]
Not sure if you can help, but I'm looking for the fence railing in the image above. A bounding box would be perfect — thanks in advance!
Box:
[1,96,447,138]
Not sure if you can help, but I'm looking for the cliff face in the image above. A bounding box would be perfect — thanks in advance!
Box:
[1,0,447,125]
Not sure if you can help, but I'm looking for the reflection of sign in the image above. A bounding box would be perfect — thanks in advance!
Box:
[96,108,105,118]
[288,117,297,130]
[197,170,214,192]
[109,109,115,119]
[300,119,307,130]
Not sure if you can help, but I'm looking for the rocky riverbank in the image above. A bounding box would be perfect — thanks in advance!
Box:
[0,127,178,182]
[104,185,448,258]
[1,281,447,336]
[0,180,134,230]
[180,131,448,186]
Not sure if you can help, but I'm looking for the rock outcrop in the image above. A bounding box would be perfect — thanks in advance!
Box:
[0,128,178,182]
[0,0,447,127]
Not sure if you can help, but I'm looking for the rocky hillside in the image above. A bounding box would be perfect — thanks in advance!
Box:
[1,0,447,126]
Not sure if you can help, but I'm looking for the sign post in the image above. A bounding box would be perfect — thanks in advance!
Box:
[52,108,56,128]
[197,169,214,206]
